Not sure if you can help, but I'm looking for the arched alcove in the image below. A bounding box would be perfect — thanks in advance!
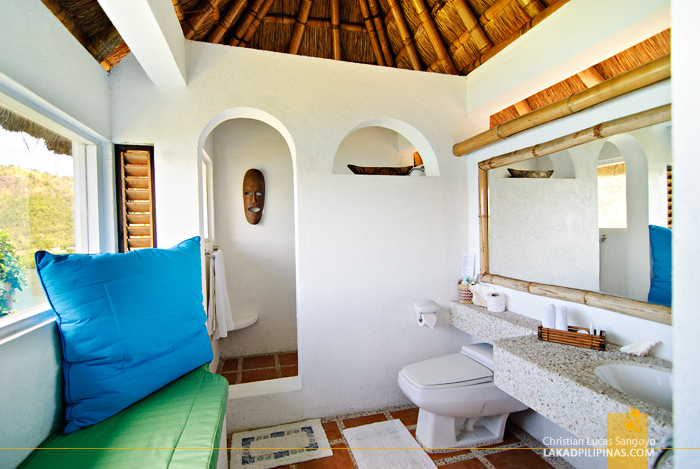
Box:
[491,150,576,178]
[197,109,299,374]
[332,118,440,176]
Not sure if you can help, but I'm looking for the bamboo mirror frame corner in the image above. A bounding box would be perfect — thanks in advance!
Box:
[477,104,673,326]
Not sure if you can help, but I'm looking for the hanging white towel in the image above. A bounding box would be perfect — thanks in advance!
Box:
[207,251,236,339]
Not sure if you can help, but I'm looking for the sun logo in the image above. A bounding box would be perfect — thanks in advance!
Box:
[624,407,643,432]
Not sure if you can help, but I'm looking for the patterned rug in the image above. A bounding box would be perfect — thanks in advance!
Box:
[229,419,333,469]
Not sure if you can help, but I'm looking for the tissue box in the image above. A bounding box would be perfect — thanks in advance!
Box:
[457,283,473,304]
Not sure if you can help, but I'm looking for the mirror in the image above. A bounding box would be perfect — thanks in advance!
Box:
[479,105,672,324]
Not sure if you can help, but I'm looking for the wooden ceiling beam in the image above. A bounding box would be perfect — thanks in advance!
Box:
[237,0,274,47]
[411,0,456,74]
[207,0,247,44]
[263,15,365,33]
[358,0,386,66]
[368,0,394,67]
[182,0,223,40]
[387,0,422,70]
[451,0,492,54]
[331,0,341,60]
[577,67,605,87]
[289,0,313,55]
[228,0,266,46]
[172,0,185,21]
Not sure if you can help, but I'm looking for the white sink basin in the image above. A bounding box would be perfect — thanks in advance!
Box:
[594,364,672,411]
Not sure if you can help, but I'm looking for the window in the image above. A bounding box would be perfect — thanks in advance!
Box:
[0,104,95,319]
[114,145,156,252]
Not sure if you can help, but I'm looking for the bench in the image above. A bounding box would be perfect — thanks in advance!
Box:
[18,365,228,469]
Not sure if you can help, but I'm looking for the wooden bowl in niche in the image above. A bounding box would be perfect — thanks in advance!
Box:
[507,168,554,178]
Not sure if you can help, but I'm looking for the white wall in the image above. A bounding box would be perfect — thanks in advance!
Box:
[209,119,297,357]
[109,41,471,430]
[671,0,700,464]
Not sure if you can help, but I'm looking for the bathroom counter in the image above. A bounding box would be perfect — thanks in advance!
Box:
[450,301,540,342]
[492,334,672,443]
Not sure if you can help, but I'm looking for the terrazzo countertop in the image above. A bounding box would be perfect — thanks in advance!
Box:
[493,335,672,443]
[450,301,540,342]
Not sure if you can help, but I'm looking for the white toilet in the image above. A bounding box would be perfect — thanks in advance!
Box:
[398,344,527,449]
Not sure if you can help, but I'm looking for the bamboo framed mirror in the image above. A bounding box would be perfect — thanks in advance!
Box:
[478,104,672,325]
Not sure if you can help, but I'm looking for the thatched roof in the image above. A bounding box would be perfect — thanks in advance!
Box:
[0,106,73,156]
[41,0,573,75]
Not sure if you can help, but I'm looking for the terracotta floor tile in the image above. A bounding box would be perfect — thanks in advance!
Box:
[242,354,276,370]
[341,413,388,429]
[322,421,343,441]
[427,448,472,461]
[440,458,489,469]
[241,368,279,383]
[221,358,238,372]
[485,449,554,469]
[296,443,354,469]
[279,352,298,366]
[390,408,419,427]
[479,429,520,448]
[281,365,298,377]
[222,372,238,385]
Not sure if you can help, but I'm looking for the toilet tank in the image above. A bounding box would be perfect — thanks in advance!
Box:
[460,344,494,370]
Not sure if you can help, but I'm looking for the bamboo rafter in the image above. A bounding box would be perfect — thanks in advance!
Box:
[207,0,247,44]
[228,0,266,46]
[172,0,185,21]
[238,0,274,47]
[411,0,457,74]
[263,15,365,33]
[577,66,605,87]
[477,104,673,325]
[182,0,222,40]
[387,0,422,70]
[513,100,532,115]
[454,54,670,156]
[331,0,341,60]
[358,0,385,66]
[289,0,313,55]
[451,0,492,54]
[368,0,394,66]
[479,0,512,27]
[516,0,546,19]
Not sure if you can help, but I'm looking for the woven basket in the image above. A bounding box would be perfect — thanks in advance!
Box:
[458,283,473,304]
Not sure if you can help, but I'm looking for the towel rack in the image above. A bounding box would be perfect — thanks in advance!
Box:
[204,245,219,257]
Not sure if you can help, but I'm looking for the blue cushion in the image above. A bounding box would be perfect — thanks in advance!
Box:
[648,225,672,307]
[35,237,213,434]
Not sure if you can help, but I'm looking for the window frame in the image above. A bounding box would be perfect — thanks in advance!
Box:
[0,91,112,336]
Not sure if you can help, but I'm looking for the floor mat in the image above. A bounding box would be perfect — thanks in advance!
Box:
[229,418,332,469]
[343,419,436,468]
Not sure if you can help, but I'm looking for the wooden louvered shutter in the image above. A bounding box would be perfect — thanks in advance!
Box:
[115,146,157,252]
[667,165,672,229]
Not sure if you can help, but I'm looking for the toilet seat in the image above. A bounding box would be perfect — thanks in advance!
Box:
[400,353,493,390]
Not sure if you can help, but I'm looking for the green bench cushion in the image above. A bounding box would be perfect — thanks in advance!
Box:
[19,366,228,469]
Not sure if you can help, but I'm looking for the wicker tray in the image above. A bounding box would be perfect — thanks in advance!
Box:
[537,325,606,351]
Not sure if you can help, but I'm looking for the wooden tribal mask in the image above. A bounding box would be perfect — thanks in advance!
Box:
[243,169,265,225]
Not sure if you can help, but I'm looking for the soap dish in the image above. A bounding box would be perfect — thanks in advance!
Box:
[538,326,606,351]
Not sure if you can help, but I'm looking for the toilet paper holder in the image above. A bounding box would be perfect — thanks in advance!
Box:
[414,300,439,328]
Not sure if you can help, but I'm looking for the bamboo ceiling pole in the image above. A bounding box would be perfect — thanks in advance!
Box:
[238,0,274,46]
[369,0,395,66]
[478,168,489,275]
[207,0,247,44]
[477,104,671,171]
[41,0,89,47]
[411,0,457,74]
[172,0,185,21]
[358,0,386,66]
[289,0,313,55]
[451,0,492,54]
[516,0,545,19]
[455,54,670,156]
[183,0,223,40]
[387,0,422,70]
[513,100,532,115]
[263,15,365,32]
[228,0,266,46]
[577,66,605,88]
[465,0,571,75]
[331,0,341,60]
[479,0,512,27]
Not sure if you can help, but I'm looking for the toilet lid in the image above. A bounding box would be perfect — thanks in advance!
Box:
[401,353,493,389]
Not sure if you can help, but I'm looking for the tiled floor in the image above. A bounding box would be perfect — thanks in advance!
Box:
[218,351,298,385]
[227,405,575,469]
